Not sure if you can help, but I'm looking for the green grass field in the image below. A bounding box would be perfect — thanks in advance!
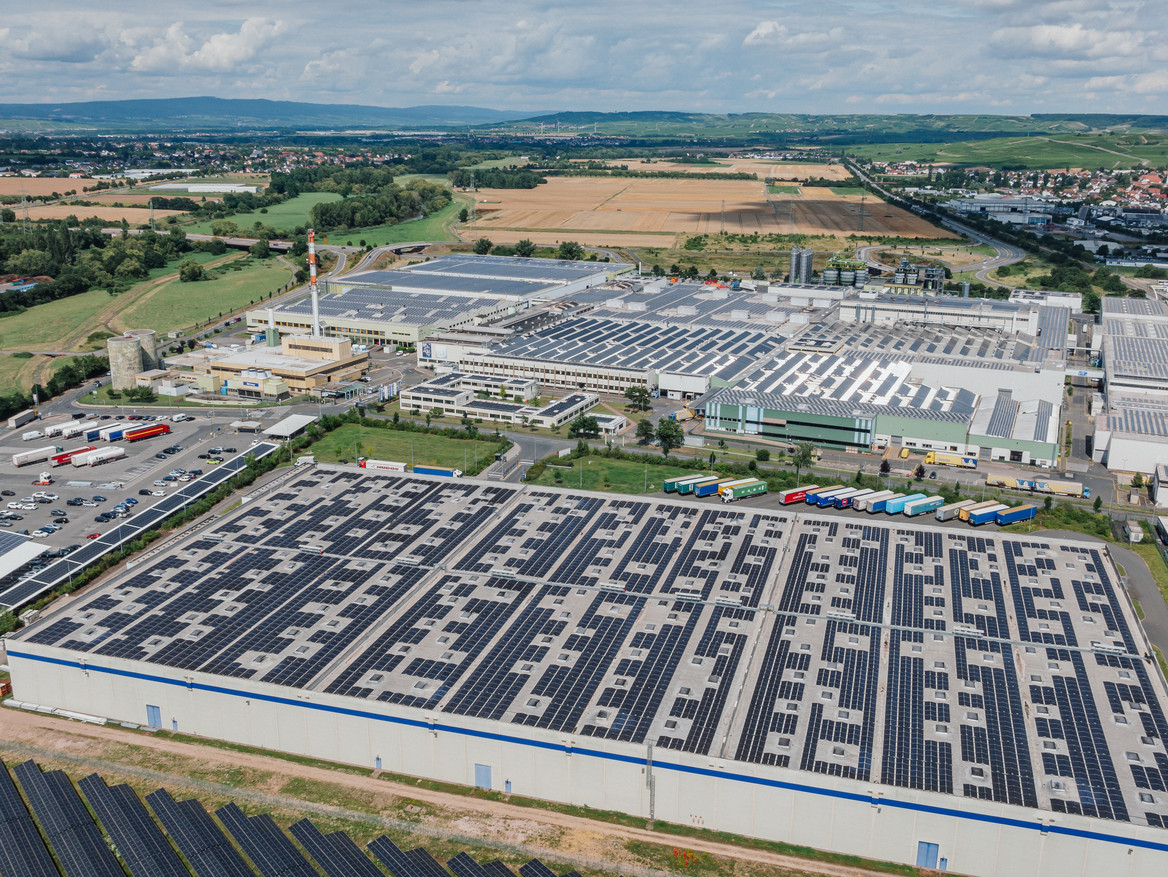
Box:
[849,134,1168,169]
[0,289,113,350]
[181,192,343,235]
[118,256,292,334]
[330,198,470,247]
[468,156,530,169]
[528,456,700,494]
[767,184,801,194]
[306,424,506,471]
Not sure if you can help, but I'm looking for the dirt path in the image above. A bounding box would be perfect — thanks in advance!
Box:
[0,707,891,877]
[106,252,246,336]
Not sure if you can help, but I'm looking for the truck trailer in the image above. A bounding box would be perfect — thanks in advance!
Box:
[836,488,875,509]
[984,475,1089,499]
[813,487,857,507]
[776,484,818,505]
[958,500,1002,523]
[996,504,1038,525]
[71,446,127,467]
[7,409,37,430]
[803,484,844,504]
[855,489,893,512]
[969,503,1009,525]
[694,478,736,498]
[124,423,172,443]
[11,445,61,467]
[935,500,976,522]
[664,473,711,493]
[903,495,945,517]
[360,459,408,473]
[868,492,904,513]
[885,493,926,515]
[925,451,978,469]
[720,479,767,502]
[49,446,96,467]
[413,465,463,478]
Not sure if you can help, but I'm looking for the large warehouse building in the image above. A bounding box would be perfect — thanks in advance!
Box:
[9,468,1168,876]
[248,255,629,346]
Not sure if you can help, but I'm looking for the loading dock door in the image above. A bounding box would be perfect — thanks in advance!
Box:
[474,764,492,790]
[916,841,939,869]
[145,705,161,729]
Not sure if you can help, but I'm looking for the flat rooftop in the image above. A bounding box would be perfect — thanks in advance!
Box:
[474,317,784,381]
[569,281,807,329]
[337,270,556,301]
[405,254,619,284]
[19,469,1168,830]
[280,288,504,329]
[708,351,978,421]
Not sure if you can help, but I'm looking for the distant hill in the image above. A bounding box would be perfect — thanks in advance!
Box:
[0,97,535,131]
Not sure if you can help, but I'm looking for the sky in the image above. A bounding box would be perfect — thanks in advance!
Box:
[1,0,1165,115]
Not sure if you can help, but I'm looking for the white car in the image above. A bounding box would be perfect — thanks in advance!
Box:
[19,503,36,511]
[31,530,51,538]
[150,490,165,497]
[153,480,167,486]
[6,502,20,510]
[34,493,58,501]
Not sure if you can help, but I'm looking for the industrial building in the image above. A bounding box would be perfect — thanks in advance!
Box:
[175,335,368,400]
[704,319,1066,465]
[398,372,603,430]
[107,329,160,391]
[1092,298,1168,472]
[10,468,1168,877]
[247,255,627,346]
[839,292,1046,335]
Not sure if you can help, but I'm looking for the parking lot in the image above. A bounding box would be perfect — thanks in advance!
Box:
[0,412,263,586]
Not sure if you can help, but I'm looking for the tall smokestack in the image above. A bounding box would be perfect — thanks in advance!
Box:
[266,307,279,347]
[308,228,320,338]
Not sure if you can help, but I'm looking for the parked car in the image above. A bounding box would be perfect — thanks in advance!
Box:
[124,498,138,505]
[81,500,97,507]
[31,530,50,538]
[86,532,101,539]
[94,514,110,523]
[223,447,237,453]
[149,490,165,497]
[153,480,167,487]
[138,489,154,496]
[67,498,83,506]
[92,495,107,502]
[0,490,13,497]
[155,453,168,460]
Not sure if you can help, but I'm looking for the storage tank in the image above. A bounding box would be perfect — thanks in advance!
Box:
[123,329,158,369]
[839,269,855,286]
[822,267,840,285]
[107,336,143,391]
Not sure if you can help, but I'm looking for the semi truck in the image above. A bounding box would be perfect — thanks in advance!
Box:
[925,451,978,469]
[360,459,408,473]
[71,446,126,467]
[720,479,767,502]
[958,500,1002,523]
[664,474,711,493]
[969,503,1009,526]
[935,499,976,522]
[123,423,172,443]
[984,475,1090,498]
[7,409,37,430]
[996,504,1038,525]
[813,487,856,507]
[49,446,97,467]
[855,489,894,512]
[885,493,926,515]
[413,465,463,478]
[903,495,945,517]
[11,445,62,467]
[868,492,904,514]
[669,410,694,422]
[776,484,818,505]
[836,488,875,509]
[694,478,736,498]
[43,422,67,439]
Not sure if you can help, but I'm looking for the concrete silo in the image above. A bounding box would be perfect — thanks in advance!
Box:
[107,336,144,391]
[122,329,158,370]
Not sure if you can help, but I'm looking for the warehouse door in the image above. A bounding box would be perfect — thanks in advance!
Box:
[145,705,161,729]
[915,842,939,869]
[474,764,492,790]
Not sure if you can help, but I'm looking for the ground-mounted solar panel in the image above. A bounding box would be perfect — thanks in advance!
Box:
[78,773,188,877]
[11,761,123,877]
[146,788,253,877]
[216,803,316,877]
[0,759,59,877]
[517,860,558,877]
[482,863,515,877]
[369,835,422,877]
[288,818,383,877]
[447,851,490,877]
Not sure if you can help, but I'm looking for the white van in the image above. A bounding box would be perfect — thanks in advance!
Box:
[172,413,190,422]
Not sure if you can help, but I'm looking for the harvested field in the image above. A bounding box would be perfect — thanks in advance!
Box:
[25,203,182,223]
[0,176,95,196]
[87,192,176,205]
[578,159,850,180]
[469,176,951,246]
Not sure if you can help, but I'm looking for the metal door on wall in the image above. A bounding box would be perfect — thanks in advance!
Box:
[145,705,161,729]
[915,842,939,869]
[474,764,492,790]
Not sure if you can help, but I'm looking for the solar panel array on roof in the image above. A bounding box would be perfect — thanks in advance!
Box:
[15,471,1168,829]
[405,254,613,284]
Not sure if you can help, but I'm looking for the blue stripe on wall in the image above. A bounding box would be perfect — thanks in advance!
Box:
[10,648,1168,855]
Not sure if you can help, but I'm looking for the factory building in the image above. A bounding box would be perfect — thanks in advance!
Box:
[396,373,600,429]
[178,336,368,400]
[1093,299,1168,473]
[839,292,1044,335]
[247,255,626,347]
[10,469,1168,877]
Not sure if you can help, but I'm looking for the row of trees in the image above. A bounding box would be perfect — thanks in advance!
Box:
[309,179,451,232]
[449,168,545,189]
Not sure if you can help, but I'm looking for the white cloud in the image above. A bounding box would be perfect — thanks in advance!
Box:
[129,18,287,73]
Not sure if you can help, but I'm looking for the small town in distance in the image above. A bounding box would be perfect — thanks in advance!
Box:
[2,9,1168,876]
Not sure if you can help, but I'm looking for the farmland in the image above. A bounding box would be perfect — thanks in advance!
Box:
[849,133,1168,169]
[25,203,182,223]
[180,192,342,235]
[468,175,952,249]
[0,177,96,196]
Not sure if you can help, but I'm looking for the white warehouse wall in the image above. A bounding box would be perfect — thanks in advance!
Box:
[8,645,1168,877]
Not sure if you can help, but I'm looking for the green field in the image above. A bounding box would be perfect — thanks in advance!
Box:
[0,289,113,350]
[468,156,531,169]
[527,456,700,494]
[118,256,292,334]
[306,424,506,471]
[849,134,1168,169]
[181,192,343,235]
[329,198,470,247]
[767,184,801,194]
